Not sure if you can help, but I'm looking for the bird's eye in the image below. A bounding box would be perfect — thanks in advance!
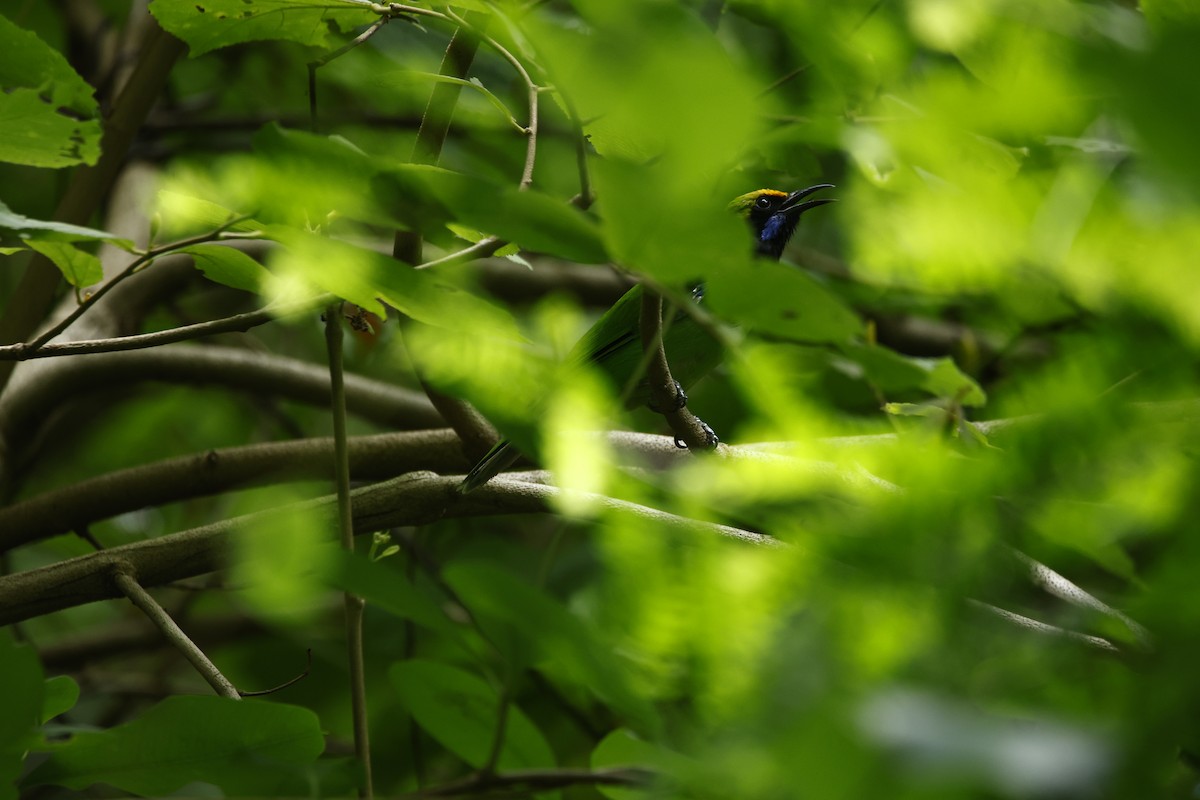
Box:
[755,196,773,210]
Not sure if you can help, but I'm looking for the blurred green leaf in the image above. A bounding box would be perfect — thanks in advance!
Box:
[708,261,862,343]
[39,676,78,725]
[591,729,692,800]
[389,659,556,771]
[182,244,269,293]
[377,166,608,263]
[0,13,100,167]
[25,696,324,796]
[27,241,102,288]
[268,227,522,337]
[149,0,376,57]
[838,343,986,406]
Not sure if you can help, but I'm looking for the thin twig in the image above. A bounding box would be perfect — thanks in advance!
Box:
[112,566,241,699]
[309,16,391,132]
[1012,550,1152,648]
[25,216,256,354]
[239,648,313,697]
[0,295,328,361]
[326,303,374,799]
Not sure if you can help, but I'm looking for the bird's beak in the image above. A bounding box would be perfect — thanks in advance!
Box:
[781,184,835,217]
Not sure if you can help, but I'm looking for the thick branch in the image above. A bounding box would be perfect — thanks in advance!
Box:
[0,472,775,625]
[0,429,469,550]
[0,345,441,470]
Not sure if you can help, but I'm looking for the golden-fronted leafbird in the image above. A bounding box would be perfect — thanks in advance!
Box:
[458,183,835,493]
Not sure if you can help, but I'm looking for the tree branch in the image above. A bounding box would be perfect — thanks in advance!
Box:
[0,471,777,625]
[0,346,442,477]
[111,567,241,699]
[0,296,327,361]
[638,289,721,451]
[325,305,374,799]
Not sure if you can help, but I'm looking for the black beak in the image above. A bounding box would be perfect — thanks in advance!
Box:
[781,184,835,217]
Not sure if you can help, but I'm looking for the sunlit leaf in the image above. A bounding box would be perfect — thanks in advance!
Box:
[0,13,100,167]
[27,241,102,288]
[376,166,607,263]
[0,200,133,248]
[149,0,376,57]
[182,243,269,293]
[268,227,522,337]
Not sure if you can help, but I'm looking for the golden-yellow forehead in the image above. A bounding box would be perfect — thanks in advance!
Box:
[729,188,787,212]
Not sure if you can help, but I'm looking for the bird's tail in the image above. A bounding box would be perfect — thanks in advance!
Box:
[457,440,522,494]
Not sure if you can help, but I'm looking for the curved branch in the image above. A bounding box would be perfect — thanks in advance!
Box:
[0,345,442,468]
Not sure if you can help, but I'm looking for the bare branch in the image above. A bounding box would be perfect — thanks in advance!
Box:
[112,567,241,699]
[0,428,469,551]
[325,304,374,798]
[0,471,778,625]
[0,296,328,362]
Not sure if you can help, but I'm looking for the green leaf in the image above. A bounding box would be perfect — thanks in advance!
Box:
[0,634,44,800]
[268,227,522,338]
[707,261,863,343]
[156,190,263,238]
[0,14,100,168]
[39,677,79,725]
[591,729,690,800]
[389,659,556,771]
[0,246,25,255]
[443,562,659,734]
[0,200,133,248]
[377,166,608,264]
[326,550,459,637]
[27,241,102,288]
[25,696,324,796]
[182,244,268,293]
[149,0,376,57]
[839,343,986,406]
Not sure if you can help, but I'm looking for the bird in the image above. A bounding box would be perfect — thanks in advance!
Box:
[457,183,836,493]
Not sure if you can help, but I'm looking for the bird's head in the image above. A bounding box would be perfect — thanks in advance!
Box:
[730,184,835,261]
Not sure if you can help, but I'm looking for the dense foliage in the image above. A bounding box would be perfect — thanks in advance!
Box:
[2,0,1198,797]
